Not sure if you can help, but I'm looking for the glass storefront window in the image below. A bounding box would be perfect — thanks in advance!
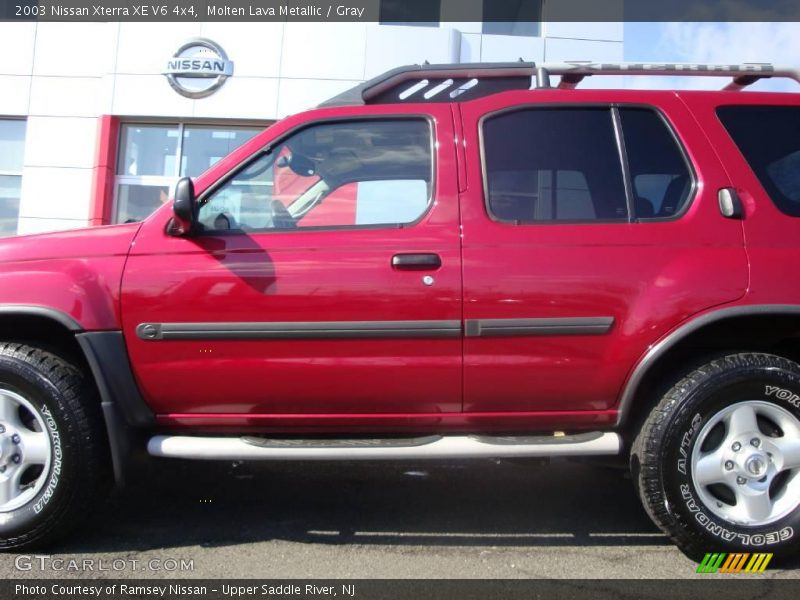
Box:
[482,0,542,37]
[116,184,171,224]
[114,122,263,223]
[117,125,179,177]
[0,175,22,237]
[181,127,259,178]
[0,120,26,237]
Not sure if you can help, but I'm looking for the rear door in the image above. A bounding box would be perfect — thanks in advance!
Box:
[121,106,463,425]
[458,90,748,422]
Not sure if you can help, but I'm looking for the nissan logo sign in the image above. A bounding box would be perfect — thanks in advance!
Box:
[163,38,234,99]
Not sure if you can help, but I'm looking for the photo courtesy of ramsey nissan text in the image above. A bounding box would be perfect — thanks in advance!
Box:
[0,0,799,596]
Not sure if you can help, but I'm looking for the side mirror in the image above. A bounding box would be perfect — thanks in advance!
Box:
[170,177,196,235]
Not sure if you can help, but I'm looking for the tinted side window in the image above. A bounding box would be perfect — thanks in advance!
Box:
[198,119,432,232]
[717,106,800,217]
[483,108,628,223]
[620,108,693,219]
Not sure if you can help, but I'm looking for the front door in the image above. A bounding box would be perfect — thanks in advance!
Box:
[120,108,462,426]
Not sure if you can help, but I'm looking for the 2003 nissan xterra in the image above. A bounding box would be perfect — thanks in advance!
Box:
[1,62,800,560]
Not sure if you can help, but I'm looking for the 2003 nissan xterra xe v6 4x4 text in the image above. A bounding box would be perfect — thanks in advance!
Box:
[1,62,800,560]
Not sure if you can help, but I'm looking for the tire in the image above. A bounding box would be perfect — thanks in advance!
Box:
[631,353,800,561]
[0,343,109,549]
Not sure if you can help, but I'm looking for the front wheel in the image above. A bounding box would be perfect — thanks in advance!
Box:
[632,353,800,560]
[0,343,109,549]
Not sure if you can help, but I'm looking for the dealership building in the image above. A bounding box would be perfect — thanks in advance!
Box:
[0,11,623,237]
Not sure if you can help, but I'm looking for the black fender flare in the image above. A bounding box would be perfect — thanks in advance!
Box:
[0,304,82,331]
[0,305,153,484]
[616,304,800,427]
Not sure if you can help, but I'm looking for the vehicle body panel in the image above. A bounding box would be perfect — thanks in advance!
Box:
[0,223,140,330]
[3,88,798,435]
[155,409,617,433]
[120,103,464,418]
[678,91,800,306]
[458,89,748,414]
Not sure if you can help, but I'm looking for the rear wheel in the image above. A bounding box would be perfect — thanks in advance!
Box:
[632,353,800,560]
[0,343,109,549]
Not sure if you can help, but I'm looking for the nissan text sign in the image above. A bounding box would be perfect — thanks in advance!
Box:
[163,38,234,98]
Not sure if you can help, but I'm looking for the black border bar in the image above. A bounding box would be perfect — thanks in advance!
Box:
[4,579,800,600]
[4,1,800,22]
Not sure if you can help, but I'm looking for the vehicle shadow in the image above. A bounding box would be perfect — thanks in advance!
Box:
[52,459,671,553]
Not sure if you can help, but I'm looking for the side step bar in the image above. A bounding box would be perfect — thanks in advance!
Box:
[147,432,621,461]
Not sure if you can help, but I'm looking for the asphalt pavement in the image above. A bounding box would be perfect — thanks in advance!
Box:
[1,458,798,579]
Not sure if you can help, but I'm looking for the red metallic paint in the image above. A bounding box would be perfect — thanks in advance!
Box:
[0,223,140,330]
[156,410,617,433]
[677,92,800,308]
[3,88,799,435]
[458,89,748,414]
[120,103,463,417]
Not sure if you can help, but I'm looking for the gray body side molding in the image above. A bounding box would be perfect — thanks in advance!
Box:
[616,304,800,426]
[465,317,614,338]
[136,320,462,341]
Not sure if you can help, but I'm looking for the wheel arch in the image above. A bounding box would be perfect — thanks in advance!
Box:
[618,304,800,432]
[0,305,83,332]
[0,305,153,485]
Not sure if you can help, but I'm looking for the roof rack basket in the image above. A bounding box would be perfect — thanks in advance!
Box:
[319,61,800,107]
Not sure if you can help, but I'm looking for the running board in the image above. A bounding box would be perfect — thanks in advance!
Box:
[147,432,621,461]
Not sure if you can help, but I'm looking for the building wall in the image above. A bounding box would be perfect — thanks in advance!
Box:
[0,20,623,236]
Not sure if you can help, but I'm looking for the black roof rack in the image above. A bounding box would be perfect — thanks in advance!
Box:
[319,61,800,107]
[318,62,538,107]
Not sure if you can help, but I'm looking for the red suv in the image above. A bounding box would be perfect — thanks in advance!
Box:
[1,62,800,560]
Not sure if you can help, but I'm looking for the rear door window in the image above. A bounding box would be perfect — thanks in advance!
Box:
[717,105,800,217]
[482,108,629,223]
[619,108,693,219]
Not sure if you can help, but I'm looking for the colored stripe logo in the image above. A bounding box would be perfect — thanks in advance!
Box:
[697,553,773,573]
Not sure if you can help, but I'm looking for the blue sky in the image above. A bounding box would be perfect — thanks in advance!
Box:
[622,22,799,91]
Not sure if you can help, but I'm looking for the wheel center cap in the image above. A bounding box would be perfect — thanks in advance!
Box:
[745,454,767,477]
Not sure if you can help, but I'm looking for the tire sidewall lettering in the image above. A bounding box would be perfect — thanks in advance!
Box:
[676,413,702,475]
[32,405,61,514]
[0,347,99,548]
[0,375,66,534]
[764,385,800,409]
[679,482,794,546]
[669,372,800,547]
